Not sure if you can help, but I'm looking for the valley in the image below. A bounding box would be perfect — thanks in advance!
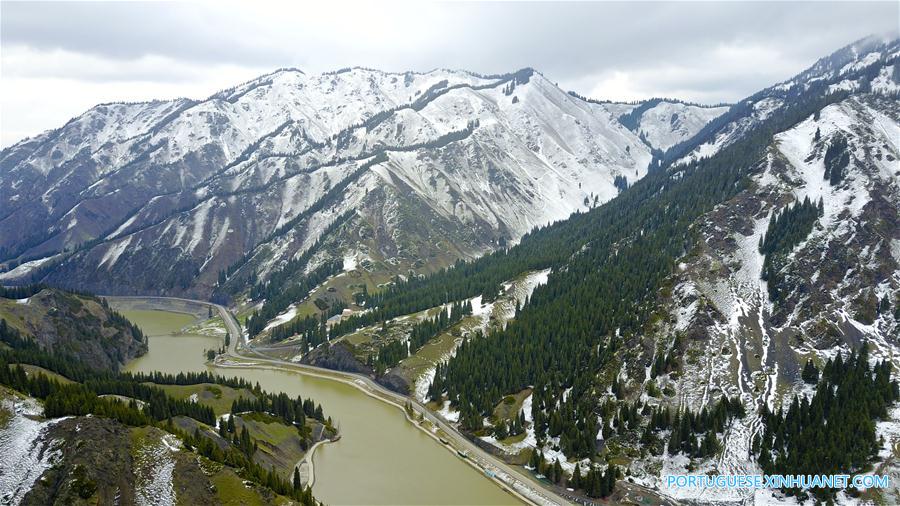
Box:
[0,20,899,506]
[113,297,530,506]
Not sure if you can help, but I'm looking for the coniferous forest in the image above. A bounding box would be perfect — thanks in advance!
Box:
[759,196,823,302]
[754,345,899,501]
[0,317,328,505]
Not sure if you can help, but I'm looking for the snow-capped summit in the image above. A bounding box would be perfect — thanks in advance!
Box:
[670,35,900,166]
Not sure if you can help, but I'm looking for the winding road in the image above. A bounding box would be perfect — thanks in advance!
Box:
[114,295,672,506]
[207,301,571,506]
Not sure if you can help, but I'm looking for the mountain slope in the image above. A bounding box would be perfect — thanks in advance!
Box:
[668,34,900,166]
[0,285,147,370]
[609,98,729,152]
[285,36,900,504]
[621,91,899,503]
[1,68,675,299]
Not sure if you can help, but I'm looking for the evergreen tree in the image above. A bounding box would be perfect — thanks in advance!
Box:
[570,463,582,489]
[801,358,819,384]
[759,197,822,303]
[756,346,899,501]
[293,466,302,490]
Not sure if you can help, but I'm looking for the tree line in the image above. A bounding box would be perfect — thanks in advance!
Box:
[372,300,473,374]
[246,258,344,337]
[0,316,331,505]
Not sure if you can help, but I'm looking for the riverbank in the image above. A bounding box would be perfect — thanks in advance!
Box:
[217,348,556,506]
[295,434,341,488]
[116,298,523,505]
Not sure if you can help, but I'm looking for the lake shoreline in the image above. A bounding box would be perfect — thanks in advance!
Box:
[215,354,537,505]
[115,297,535,506]
[295,434,341,488]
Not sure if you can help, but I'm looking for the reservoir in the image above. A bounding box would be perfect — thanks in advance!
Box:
[116,300,519,506]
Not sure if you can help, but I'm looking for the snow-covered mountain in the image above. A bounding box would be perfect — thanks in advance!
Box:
[0,67,727,297]
[656,91,898,415]
[603,99,729,152]
[670,34,900,166]
[612,37,900,503]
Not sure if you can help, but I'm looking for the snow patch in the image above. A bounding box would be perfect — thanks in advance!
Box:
[133,431,178,506]
[99,236,134,270]
[0,397,67,504]
[342,252,358,272]
[264,304,298,331]
[437,400,460,423]
[0,255,59,281]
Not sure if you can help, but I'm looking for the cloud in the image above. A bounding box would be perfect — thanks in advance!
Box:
[2,0,898,147]
[580,40,811,103]
[2,45,268,84]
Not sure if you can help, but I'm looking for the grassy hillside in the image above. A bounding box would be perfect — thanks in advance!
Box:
[0,286,146,370]
[0,318,334,505]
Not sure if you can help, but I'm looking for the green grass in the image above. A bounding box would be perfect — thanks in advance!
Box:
[492,388,531,422]
[152,383,256,416]
[342,328,375,346]
[235,413,313,478]
[233,301,257,326]
[0,301,31,335]
[500,432,528,445]
[212,468,271,506]
[608,455,632,467]
[240,414,300,446]
[14,364,75,385]
[129,426,156,452]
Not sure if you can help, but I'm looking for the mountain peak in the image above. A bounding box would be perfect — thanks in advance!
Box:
[787,33,899,87]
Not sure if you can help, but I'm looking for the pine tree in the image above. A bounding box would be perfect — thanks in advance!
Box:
[293,466,302,490]
[801,358,819,384]
[570,463,582,488]
[701,429,720,457]
[553,458,563,484]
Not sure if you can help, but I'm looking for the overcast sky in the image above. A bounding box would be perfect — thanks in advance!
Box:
[1,1,897,148]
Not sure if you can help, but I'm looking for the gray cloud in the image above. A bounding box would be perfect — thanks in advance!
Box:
[1,2,287,65]
[2,1,897,147]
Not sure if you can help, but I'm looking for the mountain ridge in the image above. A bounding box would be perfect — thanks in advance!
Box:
[0,65,722,299]
[1,32,899,506]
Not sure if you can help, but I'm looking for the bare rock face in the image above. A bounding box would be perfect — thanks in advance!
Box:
[302,341,369,375]
[377,370,411,396]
